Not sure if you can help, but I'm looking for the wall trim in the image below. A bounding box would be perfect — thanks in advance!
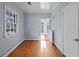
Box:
[54,42,64,54]
[54,42,65,57]
[2,40,24,57]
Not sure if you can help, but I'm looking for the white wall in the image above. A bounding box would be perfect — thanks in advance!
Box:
[24,13,50,40]
[51,2,69,54]
[51,9,64,53]
[55,10,64,53]
[0,2,24,56]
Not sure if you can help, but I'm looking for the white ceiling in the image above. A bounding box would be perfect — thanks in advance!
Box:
[15,2,60,14]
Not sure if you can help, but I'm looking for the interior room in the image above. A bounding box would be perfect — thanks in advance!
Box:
[0,2,78,57]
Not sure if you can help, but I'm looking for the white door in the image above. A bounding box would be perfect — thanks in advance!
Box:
[64,3,79,57]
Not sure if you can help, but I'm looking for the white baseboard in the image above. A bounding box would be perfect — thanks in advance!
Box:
[2,40,24,57]
[54,42,64,54]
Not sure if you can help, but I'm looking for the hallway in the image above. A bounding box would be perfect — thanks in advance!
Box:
[0,2,79,57]
[8,40,64,57]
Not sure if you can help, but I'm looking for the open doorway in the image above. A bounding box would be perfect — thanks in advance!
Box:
[40,18,50,40]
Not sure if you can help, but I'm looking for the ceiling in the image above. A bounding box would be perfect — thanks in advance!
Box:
[15,2,60,14]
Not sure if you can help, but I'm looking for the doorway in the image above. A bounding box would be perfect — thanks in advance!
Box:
[40,18,50,40]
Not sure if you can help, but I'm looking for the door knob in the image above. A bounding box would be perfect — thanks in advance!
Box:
[73,38,79,41]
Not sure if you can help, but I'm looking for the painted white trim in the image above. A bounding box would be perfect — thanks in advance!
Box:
[54,42,64,54]
[2,40,24,57]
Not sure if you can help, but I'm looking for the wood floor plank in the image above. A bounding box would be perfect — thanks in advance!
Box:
[8,40,64,57]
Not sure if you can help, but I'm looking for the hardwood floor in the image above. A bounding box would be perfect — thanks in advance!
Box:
[8,40,64,57]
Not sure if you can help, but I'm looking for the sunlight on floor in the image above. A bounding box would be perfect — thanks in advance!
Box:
[40,40,46,48]
[40,40,47,55]
[40,34,47,53]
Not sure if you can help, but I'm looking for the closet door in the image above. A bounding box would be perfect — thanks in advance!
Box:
[64,3,79,57]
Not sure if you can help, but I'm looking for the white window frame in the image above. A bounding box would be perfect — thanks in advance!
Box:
[4,6,17,37]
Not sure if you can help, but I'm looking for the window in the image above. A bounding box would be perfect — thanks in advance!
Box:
[5,6,17,37]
